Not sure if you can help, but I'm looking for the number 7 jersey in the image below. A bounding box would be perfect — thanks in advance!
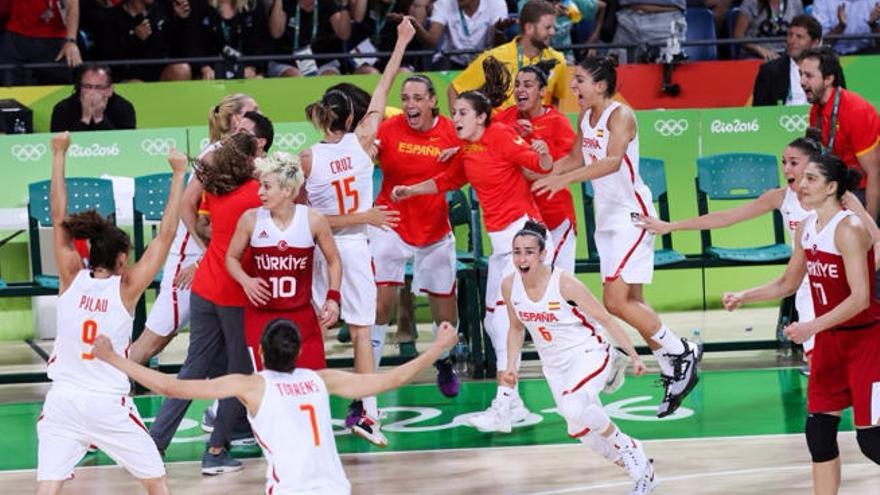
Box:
[306,133,373,239]
[48,270,133,395]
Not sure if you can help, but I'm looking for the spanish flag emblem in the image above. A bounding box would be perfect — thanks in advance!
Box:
[596,129,605,138]
[548,301,561,311]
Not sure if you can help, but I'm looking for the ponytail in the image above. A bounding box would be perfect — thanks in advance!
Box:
[480,56,512,110]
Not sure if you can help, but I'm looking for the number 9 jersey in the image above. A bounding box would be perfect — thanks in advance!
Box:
[48,270,133,395]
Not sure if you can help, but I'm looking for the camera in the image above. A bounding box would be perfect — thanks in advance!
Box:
[758,16,788,37]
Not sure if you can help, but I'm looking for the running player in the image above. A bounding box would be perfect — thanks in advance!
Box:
[723,154,880,493]
[372,74,461,397]
[391,87,554,432]
[36,132,185,495]
[533,55,701,418]
[301,18,415,446]
[92,319,459,495]
[226,151,342,371]
[500,221,657,494]
[639,137,820,360]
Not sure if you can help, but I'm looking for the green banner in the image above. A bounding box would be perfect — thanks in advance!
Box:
[186,122,323,157]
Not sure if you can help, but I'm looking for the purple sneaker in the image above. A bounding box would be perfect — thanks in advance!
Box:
[435,357,460,398]
[345,400,364,428]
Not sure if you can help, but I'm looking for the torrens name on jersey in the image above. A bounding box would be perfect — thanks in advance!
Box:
[582,137,601,150]
[517,310,560,323]
[254,253,310,271]
[330,156,353,174]
[79,295,108,313]
[807,260,840,279]
[397,141,441,157]
[274,379,320,397]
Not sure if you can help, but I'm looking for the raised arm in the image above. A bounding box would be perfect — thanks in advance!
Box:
[640,188,783,236]
[355,18,416,151]
[559,271,646,374]
[50,133,83,293]
[121,150,187,309]
[317,322,458,398]
[310,209,342,327]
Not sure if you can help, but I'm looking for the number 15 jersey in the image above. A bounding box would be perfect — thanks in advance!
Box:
[249,205,315,311]
[306,133,373,239]
[48,270,133,395]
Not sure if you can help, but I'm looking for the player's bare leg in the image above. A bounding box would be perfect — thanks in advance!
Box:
[812,457,841,495]
[347,324,388,447]
[35,480,63,495]
[373,285,400,368]
[139,476,171,495]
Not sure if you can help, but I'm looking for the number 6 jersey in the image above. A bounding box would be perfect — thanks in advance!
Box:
[249,204,315,310]
[48,270,133,395]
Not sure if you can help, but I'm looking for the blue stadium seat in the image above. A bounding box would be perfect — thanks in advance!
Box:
[685,8,718,61]
[727,6,741,59]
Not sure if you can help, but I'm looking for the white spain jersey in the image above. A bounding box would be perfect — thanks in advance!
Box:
[510,268,605,369]
[780,187,814,320]
[306,133,373,239]
[47,270,133,395]
[249,369,350,495]
[168,141,220,257]
[580,102,655,228]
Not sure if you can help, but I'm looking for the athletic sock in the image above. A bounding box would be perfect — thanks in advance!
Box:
[650,324,686,355]
[653,349,674,377]
[363,396,379,421]
[371,324,388,370]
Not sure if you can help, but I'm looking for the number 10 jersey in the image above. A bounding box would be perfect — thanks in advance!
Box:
[249,205,315,311]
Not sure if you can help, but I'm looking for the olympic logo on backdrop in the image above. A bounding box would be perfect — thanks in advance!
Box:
[141,138,177,156]
[653,119,689,137]
[778,114,809,133]
[11,143,47,161]
[275,132,308,151]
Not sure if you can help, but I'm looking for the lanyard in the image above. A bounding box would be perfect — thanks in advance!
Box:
[821,87,842,153]
[458,6,470,37]
[516,42,544,70]
[770,0,785,20]
[294,1,319,51]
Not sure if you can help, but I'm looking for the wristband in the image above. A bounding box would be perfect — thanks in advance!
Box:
[326,289,341,305]
[65,37,77,44]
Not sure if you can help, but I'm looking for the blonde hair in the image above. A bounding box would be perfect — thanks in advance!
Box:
[208,0,253,13]
[256,152,305,197]
[208,93,255,143]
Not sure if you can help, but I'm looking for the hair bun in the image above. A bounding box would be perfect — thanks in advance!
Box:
[522,219,548,239]
[604,53,620,69]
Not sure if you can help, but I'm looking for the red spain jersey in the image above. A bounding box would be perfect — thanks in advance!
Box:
[801,210,880,328]
[495,106,577,230]
[192,180,261,307]
[248,205,315,311]
[8,0,67,38]
[810,87,880,190]
[433,123,545,232]
[376,115,460,246]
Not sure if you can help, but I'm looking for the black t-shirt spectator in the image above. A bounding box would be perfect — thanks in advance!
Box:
[100,2,174,81]
[50,93,137,132]
[278,0,344,55]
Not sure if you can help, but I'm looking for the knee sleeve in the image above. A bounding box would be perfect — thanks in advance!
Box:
[856,427,880,465]
[805,413,841,463]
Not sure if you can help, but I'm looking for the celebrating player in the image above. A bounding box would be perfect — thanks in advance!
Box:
[371,74,462,397]
[92,319,459,495]
[226,151,342,371]
[301,18,415,446]
[391,84,554,432]
[500,221,656,494]
[36,132,185,495]
[533,55,701,418]
[723,154,880,493]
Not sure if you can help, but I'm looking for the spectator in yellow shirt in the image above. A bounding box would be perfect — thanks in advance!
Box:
[448,0,567,112]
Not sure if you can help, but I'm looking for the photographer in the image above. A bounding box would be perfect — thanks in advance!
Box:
[733,0,804,60]
[50,64,137,132]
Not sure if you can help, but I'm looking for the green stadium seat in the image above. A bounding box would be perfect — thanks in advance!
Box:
[695,153,791,264]
[133,173,185,284]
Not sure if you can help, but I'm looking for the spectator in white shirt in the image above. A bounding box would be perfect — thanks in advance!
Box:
[411,0,511,69]
[812,0,880,54]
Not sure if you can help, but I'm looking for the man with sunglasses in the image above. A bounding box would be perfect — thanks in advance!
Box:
[50,63,136,132]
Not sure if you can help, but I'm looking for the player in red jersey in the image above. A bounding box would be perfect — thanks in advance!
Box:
[392,86,554,433]
[372,74,462,397]
[494,60,578,274]
[724,154,880,493]
[227,151,342,371]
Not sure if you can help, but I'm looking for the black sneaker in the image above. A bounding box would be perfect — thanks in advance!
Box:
[657,339,703,418]
[201,449,243,475]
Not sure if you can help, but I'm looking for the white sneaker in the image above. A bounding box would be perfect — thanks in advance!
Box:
[509,396,531,423]
[350,414,389,448]
[616,438,651,482]
[467,398,513,433]
[628,460,658,495]
[603,347,628,394]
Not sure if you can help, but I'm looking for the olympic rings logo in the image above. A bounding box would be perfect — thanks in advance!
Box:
[778,114,809,133]
[275,132,308,151]
[10,144,47,161]
[141,138,177,156]
[653,119,689,137]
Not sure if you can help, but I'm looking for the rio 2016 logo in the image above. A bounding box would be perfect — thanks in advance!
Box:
[653,119,689,137]
[709,118,760,134]
[68,143,121,158]
[10,143,47,161]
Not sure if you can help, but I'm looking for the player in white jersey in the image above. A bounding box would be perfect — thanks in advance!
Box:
[93,317,459,495]
[533,55,701,418]
[638,137,820,359]
[300,18,416,447]
[497,220,657,494]
[37,133,186,495]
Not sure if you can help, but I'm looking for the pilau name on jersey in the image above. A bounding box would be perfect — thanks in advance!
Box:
[517,311,560,323]
[254,254,310,271]
[397,141,441,157]
[274,379,321,397]
[79,295,109,313]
